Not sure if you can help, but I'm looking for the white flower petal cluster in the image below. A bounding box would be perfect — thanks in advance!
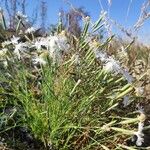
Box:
[94,50,120,73]
[74,53,80,65]
[11,36,20,45]
[15,11,29,23]
[7,36,30,59]
[135,87,144,96]
[95,51,107,62]
[16,11,27,20]
[1,30,70,64]
[120,69,133,83]
[33,37,49,51]
[32,57,47,65]
[14,43,28,59]
[33,32,70,62]
[104,57,121,73]
[48,35,69,62]
[123,95,130,107]
[25,27,37,34]
[94,50,133,83]
[48,34,70,52]
[134,122,144,146]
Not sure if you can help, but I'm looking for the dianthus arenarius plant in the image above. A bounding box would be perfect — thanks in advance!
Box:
[0,10,142,149]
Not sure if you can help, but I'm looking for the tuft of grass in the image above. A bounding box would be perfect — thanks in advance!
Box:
[0,11,147,150]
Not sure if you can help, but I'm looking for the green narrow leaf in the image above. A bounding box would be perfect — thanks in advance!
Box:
[119,118,138,125]
[118,144,137,150]
[82,17,90,38]
[101,144,110,150]
[116,86,133,99]
[92,17,103,29]
[16,19,22,32]
[111,127,135,135]
[92,24,104,33]
[0,10,7,30]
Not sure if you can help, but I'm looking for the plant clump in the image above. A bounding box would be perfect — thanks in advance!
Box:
[0,9,150,150]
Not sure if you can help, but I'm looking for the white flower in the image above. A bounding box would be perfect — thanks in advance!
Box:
[49,36,61,56]
[14,43,28,59]
[138,122,144,133]
[33,38,49,51]
[32,57,47,65]
[93,49,122,74]
[74,54,80,65]
[16,11,29,23]
[133,110,145,147]
[48,36,59,49]
[83,16,90,22]
[33,33,70,62]
[11,36,20,45]
[104,57,121,73]
[121,69,134,83]
[135,87,144,96]
[34,41,42,51]
[25,27,37,34]
[134,122,144,146]
[47,34,70,62]
[136,133,144,146]
[93,48,133,83]
[16,11,27,19]
[123,95,130,107]
[94,51,107,62]
[48,34,69,52]
[57,37,70,52]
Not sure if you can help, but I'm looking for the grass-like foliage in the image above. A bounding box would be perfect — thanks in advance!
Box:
[0,10,148,150]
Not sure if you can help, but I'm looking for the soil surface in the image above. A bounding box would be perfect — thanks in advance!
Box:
[0,127,49,150]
